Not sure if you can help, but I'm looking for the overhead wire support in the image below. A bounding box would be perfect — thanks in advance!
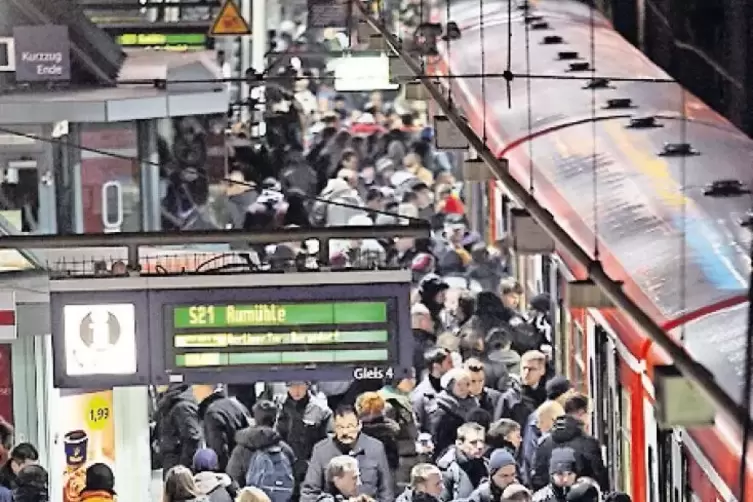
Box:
[115,73,678,86]
[588,0,599,260]
[523,0,534,194]
[350,0,753,436]
[479,0,488,142]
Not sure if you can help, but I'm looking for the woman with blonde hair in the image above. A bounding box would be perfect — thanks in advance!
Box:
[163,465,208,502]
[235,487,271,502]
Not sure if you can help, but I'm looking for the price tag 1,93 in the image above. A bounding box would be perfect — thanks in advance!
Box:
[85,394,112,431]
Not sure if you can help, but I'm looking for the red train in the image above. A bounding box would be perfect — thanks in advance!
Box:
[429,0,753,500]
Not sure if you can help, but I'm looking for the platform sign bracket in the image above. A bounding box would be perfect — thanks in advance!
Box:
[210,0,251,36]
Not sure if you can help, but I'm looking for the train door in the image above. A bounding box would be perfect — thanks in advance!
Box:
[590,323,619,485]
[658,429,685,502]
[645,396,660,502]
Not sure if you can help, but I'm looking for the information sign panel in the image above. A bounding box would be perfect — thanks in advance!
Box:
[50,290,151,389]
[151,279,411,384]
[49,271,412,387]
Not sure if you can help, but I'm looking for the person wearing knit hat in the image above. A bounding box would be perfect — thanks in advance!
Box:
[531,448,579,502]
[464,449,517,502]
[545,376,573,405]
[192,448,219,473]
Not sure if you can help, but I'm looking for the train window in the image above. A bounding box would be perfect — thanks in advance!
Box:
[573,321,587,392]
[620,387,633,494]
[541,255,552,295]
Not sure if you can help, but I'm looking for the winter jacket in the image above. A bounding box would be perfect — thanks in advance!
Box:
[225,426,296,487]
[520,413,542,486]
[226,190,258,229]
[380,387,421,487]
[476,388,503,420]
[412,328,437,379]
[158,384,203,472]
[301,434,393,502]
[465,481,500,502]
[276,393,332,481]
[199,392,250,471]
[397,488,441,502]
[360,415,401,470]
[532,484,568,502]
[80,491,115,502]
[428,392,478,458]
[530,416,609,492]
[436,447,489,502]
[495,381,547,430]
[194,472,234,502]
[411,377,440,433]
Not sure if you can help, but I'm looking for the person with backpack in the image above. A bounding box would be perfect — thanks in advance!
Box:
[301,405,393,502]
[225,400,296,502]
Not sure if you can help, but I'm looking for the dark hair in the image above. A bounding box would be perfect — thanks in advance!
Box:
[10,443,38,463]
[486,327,512,350]
[457,292,476,322]
[424,347,450,369]
[466,407,492,431]
[459,330,485,360]
[340,149,358,164]
[0,419,13,450]
[334,404,358,420]
[564,394,590,415]
[402,191,418,204]
[487,418,521,446]
[500,278,523,296]
[252,400,278,427]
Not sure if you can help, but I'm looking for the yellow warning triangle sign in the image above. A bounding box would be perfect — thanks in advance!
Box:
[210,0,251,36]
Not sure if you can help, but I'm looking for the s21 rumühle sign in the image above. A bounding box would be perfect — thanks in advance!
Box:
[13,25,71,82]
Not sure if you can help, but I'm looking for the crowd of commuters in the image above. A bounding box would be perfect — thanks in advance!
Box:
[147,263,632,502]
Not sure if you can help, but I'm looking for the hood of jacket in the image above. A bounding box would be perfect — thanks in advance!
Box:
[194,472,231,495]
[158,384,195,414]
[198,390,225,420]
[550,415,584,444]
[361,415,400,436]
[235,425,283,450]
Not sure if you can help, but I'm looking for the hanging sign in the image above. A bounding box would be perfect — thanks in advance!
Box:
[13,25,71,82]
[307,0,350,29]
[63,304,137,376]
[210,0,251,36]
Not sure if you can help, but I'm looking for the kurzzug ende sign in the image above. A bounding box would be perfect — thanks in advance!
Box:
[13,25,71,82]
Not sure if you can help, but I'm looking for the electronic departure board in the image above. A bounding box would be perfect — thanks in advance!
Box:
[169,301,392,368]
[49,270,412,387]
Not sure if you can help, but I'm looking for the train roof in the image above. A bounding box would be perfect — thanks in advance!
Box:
[444,0,752,404]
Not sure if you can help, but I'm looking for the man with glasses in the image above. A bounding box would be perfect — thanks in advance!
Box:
[301,405,393,502]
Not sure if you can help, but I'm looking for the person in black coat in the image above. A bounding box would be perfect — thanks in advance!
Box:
[495,351,548,429]
[427,369,478,458]
[356,392,401,471]
[530,395,609,492]
[411,302,438,379]
[464,358,503,420]
[198,386,250,471]
[157,384,203,475]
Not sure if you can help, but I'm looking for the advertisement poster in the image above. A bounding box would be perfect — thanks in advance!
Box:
[60,390,115,502]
